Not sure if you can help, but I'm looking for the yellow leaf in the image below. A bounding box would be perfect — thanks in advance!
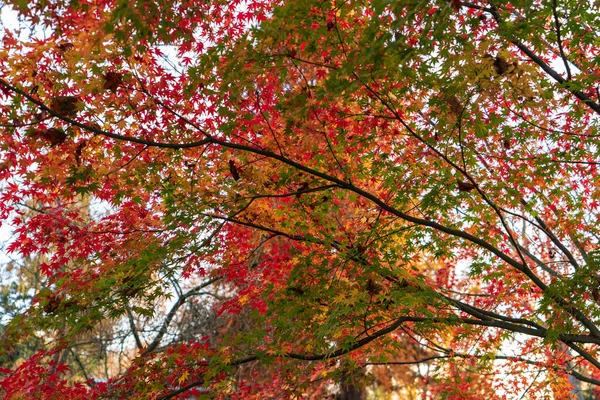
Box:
[178,370,189,385]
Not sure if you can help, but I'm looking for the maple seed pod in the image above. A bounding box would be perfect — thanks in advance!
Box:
[50,95,81,118]
[229,159,240,181]
[494,56,509,75]
[457,179,477,192]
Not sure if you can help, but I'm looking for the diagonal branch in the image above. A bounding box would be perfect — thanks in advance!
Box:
[126,306,144,350]
[551,0,572,81]
[461,2,600,115]
[0,78,211,149]
[143,276,222,355]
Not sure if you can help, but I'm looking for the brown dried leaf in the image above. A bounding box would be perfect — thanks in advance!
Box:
[103,71,123,92]
[28,128,67,146]
[449,0,461,11]
[457,179,477,192]
[593,288,600,305]
[494,56,509,75]
[50,96,81,117]
[365,278,382,295]
[43,128,67,146]
[75,140,87,165]
[229,159,240,181]
[43,294,61,314]
[57,42,74,52]
[446,95,464,115]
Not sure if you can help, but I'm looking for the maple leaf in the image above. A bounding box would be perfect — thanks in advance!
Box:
[178,370,189,385]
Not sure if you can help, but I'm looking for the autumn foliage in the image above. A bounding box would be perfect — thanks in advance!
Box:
[1,0,600,398]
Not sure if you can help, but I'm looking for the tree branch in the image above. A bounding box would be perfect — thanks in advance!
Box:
[0,78,211,149]
[143,276,222,355]
[465,3,600,115]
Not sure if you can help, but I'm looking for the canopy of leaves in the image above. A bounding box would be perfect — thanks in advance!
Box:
[1,0,600,398]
